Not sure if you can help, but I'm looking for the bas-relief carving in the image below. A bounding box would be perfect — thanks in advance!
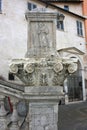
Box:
[38,22,49,48]
[28,21,53,57]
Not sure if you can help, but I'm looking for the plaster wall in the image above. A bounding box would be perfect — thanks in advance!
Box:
[0,0,27,79]
[56,14,86,52]
[54,3,83,16]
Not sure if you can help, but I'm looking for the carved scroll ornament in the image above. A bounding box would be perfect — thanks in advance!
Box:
[68,63,78,74]
[24,63,34,73]
[9,64,18,74]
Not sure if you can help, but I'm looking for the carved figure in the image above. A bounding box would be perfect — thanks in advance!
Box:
[38,23,49,49]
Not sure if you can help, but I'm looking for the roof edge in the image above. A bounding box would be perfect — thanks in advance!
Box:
[36,0,85,19]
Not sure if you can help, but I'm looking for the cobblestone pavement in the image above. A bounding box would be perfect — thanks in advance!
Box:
[59,101,87,130]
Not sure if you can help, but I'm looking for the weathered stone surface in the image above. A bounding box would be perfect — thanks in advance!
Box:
[25,86,63,95]
[0,95,8,130]
[29,102,58,130]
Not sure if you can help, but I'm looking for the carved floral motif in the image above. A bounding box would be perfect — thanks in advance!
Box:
[53,62,63,73]
[40,73,48,86]
[52,67,68,86]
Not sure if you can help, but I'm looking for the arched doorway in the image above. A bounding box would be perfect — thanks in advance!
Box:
[67,61,83,102]
[64,55,86,102]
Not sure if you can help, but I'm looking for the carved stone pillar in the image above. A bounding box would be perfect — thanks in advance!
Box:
[0,95,8,130]
[10,99,19,130]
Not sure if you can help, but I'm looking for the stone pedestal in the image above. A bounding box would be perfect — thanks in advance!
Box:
[29,102,58,130]
[24,86,63,130]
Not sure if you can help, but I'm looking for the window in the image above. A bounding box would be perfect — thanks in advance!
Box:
[27,2,37,11]
[57,21,64,30]
[64,5,69,11]
[76,21,83,36]
[8,73,15,80]
[0,0,2,11]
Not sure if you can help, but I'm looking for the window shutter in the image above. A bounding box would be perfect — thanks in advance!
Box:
[33,4,37,9]
[28,2,32,10]
[76,21,80,35]
[76,21,83,36]
[0,0,1,11]
[27,2,37,10]
[61,21,64,30]
[57,21,64,30]
[80,22,83,36]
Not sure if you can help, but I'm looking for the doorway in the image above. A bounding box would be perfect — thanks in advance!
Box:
[67,75,83,102]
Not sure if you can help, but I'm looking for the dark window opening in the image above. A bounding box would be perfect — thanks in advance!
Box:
[27,2,37,11]
[57,21,64,30]
[8,73,15,80]
[64,5,69,11]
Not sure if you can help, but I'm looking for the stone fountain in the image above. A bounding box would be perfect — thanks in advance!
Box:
[9,9,78,130]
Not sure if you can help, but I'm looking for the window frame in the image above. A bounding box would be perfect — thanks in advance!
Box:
[64,5,69,11]
[57,20,64,31]
[76,21,83,37]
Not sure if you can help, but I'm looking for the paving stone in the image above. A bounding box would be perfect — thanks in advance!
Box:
[59,101,87,130]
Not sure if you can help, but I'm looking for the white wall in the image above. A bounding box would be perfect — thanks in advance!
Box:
[55,3,83,16]
[0,0,27,79]
[56,14,86,52]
